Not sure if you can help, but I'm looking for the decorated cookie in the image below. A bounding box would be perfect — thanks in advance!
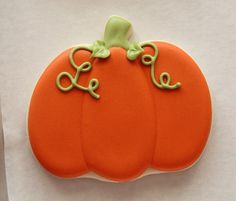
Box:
[28,16,212,182]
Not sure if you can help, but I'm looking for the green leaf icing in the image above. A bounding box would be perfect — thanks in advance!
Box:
[127,43,144,60]
[91,40,110,58]
[56,16,181,99]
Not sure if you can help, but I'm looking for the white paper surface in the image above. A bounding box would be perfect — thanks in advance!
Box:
[1,0,236,200]
[0,105,8,201]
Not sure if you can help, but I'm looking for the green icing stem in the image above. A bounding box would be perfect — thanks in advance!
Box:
[55,16,181,99]
[140,42,181,90]
[56,45,100,99]
[104,16,131,49]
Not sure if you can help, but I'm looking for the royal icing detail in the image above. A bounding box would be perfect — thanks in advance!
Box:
[56,16,181,99]
[56,46,100,99]
[140,42,181,89]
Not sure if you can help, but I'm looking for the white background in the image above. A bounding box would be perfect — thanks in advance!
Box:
[1,0,236,201]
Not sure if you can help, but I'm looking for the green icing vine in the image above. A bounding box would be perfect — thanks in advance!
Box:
[56,44,110,99]
[139,42,181,89]
[56,16,181,99]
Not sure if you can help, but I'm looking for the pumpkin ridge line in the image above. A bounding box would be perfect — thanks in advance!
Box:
[138,52,158,168]
[78,71,90,174]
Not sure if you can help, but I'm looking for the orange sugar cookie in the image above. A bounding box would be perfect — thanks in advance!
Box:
[28,16,212,182]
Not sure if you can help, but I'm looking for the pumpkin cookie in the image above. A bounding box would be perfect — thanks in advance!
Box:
[28,16,212,182]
